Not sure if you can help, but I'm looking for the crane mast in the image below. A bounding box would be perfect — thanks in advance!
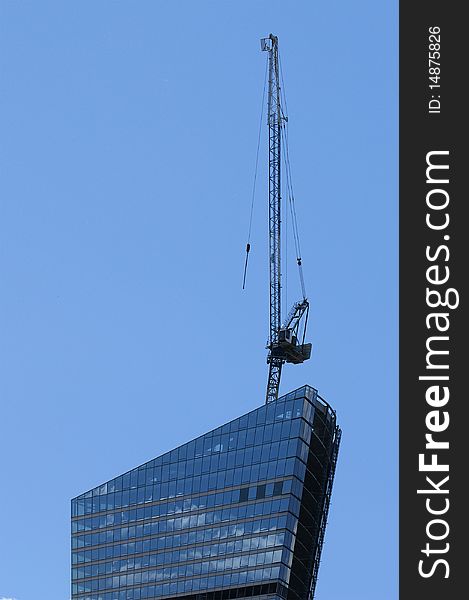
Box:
[261,34,311,404]
[263,34,283,404]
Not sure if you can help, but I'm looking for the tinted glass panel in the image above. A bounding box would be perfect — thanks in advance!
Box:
[71,385,340,600]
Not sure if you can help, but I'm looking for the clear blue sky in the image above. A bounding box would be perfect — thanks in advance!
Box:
[0,2,397,599]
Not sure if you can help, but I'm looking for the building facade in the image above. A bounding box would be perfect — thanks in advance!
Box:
[71,386,340,600]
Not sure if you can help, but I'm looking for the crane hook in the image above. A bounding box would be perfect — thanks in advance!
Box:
[242,243,251,290]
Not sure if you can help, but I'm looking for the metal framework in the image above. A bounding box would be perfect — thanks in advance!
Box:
[309,425,342,599]
[262,34,283,404]
[261,34,311,404]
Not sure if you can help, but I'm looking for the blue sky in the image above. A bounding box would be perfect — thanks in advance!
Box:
[0,1,397,599]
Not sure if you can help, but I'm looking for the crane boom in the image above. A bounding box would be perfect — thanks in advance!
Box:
[262,34,283,404]
[261,34,311,404]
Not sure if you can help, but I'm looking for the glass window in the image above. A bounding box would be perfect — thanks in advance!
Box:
[71,388,333,600]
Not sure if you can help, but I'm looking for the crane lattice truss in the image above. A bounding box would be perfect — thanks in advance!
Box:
[263,34,283,404]
[261,35,311,404]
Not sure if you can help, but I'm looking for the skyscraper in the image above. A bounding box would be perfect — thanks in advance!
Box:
[71,385,340,600]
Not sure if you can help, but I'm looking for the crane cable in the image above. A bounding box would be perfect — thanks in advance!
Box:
[279,54,307,300]
[243,55,269,290]
[283,130,306,300]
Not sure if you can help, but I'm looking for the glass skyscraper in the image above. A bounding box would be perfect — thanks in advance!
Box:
[71,385,340,600]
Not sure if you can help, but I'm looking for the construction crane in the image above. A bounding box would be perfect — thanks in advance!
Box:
[261,34,311,404]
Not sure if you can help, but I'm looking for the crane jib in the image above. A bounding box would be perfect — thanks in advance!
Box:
[260,34,311,404]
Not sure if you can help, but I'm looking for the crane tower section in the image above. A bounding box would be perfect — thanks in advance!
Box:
[261,34,311,404]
